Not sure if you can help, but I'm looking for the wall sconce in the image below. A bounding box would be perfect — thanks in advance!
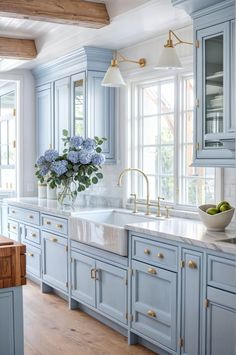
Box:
[155,29,193,70]
[102,51,146,87]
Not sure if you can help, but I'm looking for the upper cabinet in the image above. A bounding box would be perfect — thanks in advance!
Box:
[33,47,116,163]
[172,0,235,167]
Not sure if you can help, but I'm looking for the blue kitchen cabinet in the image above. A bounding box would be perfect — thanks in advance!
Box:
[131,259,177,351]
[87,70,116,162]
[71,72,86,137]
[36,83,53,156]
[71,251,96,307]
[0,287,24,355]
[206,286,236,355]
[54,77,70,153]
[181,249,203,355]
[42,231,68,293]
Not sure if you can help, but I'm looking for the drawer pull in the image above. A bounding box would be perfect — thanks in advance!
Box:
[11,210,16,214]
[31,233,37,237]
[147,267,157,275]
[157,253,164,259]
[12,226,16,230]
[188,260,197,269]
[147,310,156,318]
[46,221,51,225]
[50,237,58,243]
[144,249,150,255]
[56,224,63,229]
[27,252,34,257]
[29,215,34,219]
[91,268,96,279]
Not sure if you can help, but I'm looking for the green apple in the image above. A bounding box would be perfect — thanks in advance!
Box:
[206,207,219,215]
[219,204,231,212]
[216,201,231,211]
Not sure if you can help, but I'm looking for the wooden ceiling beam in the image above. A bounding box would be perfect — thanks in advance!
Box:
[0,0,110,28]
[0,37,37,60]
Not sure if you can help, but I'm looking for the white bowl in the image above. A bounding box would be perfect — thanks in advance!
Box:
[198,204,235,232]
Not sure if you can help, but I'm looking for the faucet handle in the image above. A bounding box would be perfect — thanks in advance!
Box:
[157,196,165,204]
[130,193,138,213]
[165,206,173,219]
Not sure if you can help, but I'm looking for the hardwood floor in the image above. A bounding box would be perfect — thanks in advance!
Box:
[23,281,155,355]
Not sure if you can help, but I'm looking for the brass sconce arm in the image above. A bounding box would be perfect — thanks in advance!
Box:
[114,51,146,68]
[165,30,193,48]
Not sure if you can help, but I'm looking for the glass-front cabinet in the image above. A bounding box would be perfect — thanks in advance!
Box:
[194,20,235,166]
[71,72,85,137]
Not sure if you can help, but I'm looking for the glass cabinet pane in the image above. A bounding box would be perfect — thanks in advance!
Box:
[72,75,85,136]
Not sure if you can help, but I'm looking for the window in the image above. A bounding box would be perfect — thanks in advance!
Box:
[130,74,216,208]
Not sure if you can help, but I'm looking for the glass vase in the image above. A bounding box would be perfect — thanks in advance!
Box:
[57,178,77,207]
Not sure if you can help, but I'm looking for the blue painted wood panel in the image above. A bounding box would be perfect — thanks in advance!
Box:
[207,254,236,294]
[36,84,52,156]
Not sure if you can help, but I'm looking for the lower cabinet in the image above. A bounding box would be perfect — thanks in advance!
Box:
[71,250,128,325]
[25,244,41,279]
[131,259,177,351]
[206,286,236,355]
[0,287,24,355]
[42,231,68,293]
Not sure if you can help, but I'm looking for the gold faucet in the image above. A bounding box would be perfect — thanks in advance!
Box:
[117,168,151,215]
[156,196,165,217]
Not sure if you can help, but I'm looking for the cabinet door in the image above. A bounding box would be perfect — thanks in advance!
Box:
[0,291,14,355]
[131,260,177,350]
[25,243,41,279]
[71,72,86,137]
[71,251,96,307]
[42,232,68,292]
[195,21,235,164]
[95,260,127,324]
[206,286,236,355]
[36,84,52,156]
[54,77,70,153]
[181,249,203,355]
[87,71,115,162]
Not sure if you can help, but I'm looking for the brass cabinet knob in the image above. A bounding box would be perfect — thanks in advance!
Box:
[27,252,34,257]
[50,237,58,243]
[31,233,36,237]
[12,210,16,214]
[188,260,197,269]
[29,215,33,219]
[147,267,157,275]
[147,310,156,318]
[12,226,16,230]
[56,224,63,228]
[46,221,51,225]
[144,249,151,255]
[157,252,164,259]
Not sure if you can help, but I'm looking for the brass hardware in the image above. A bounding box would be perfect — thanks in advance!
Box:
[163,30,193,48]
[94,269,99,280]
[188,260,197,269]
[50,237,58,242]
[66,281,68,288]
[204,298,209,308]
[13,108,16,116]
[13,140,16,149]
[165,205,173,219]
[56,224,63,228]
[196,142,200,150]
[27,252,34,257]
[147,267,157,275]
[195,40,200,48]
[180,260,185,268]
[126,313,128,320]
[129,269,134,276]
[29,215,33,219]
[179,337,184,348]
[46,221,51,225]
[156,196,165,217]
[11,210,16,214]
[157,252,164,259]
[118,168,151,215]
[195,98,200,108]
[65,246,68,252]
[130,193,138,213]
[124,278,128,285]
[113,51,146,68]
[147,310,156,318]
[31,233,36,237]
[91,268,96,279]
[144,249,151,255]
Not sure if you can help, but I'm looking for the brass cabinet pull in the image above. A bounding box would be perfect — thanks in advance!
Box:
[188,260,197,269]
[147,310,156,318]
[147,267,157,275]
[27,252,34,257]
[29,215,34,219]
[50,237,58,243]
[12,226,16,230]
[46,221,51,225]
[144,249,150,255]
[91,268,96,279]
[56,224,63,229]
[31,233,37,237]
[157,253,164,259]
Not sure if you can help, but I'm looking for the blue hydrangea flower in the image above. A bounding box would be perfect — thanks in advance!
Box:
[44,149,59,162]
[39,166,49,176]
[78,150,92,164]
[82,138,96,151]
[91,153,105,165]
[70,136,84,149]
[51,160,68,176]
[67,151,80,164]
[36,155,46,166]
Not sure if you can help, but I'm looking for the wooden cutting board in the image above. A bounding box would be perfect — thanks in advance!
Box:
[0,236,26,289]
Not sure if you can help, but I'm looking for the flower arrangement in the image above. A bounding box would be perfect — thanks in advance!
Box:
[35,130,106,205]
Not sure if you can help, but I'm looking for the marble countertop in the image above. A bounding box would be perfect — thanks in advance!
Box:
[5,197,236,255]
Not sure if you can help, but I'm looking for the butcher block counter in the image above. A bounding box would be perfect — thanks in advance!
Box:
[0,236,26,355]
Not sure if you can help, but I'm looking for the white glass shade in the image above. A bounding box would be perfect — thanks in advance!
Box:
[155,46,183,70]
[101,65,126,87]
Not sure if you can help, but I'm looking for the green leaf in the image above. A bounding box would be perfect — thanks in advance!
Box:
[96,173,103,179]
[92,177,98,184]
[96,147,102,153]
[62,129,68,137]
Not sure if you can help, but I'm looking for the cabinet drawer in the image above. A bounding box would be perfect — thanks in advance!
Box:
[8,219,18,235]
[207,255,236,293]
[8,206,40,225]
[25,244,41,279]
[24,226,40,246]
[132,236,178,271]
[41,214,68,235]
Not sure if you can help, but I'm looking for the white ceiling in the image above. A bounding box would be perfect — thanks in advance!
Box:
[0,0,191,71]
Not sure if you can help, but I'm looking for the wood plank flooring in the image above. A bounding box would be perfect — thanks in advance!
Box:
[23,281,155,355]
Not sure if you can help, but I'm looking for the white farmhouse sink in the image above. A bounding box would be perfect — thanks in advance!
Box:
[70,209,163,256]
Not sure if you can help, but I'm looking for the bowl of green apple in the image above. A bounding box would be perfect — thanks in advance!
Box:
[198,201,235,232]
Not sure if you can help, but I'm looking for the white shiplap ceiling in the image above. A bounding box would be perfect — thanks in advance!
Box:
[0,0,191,71]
